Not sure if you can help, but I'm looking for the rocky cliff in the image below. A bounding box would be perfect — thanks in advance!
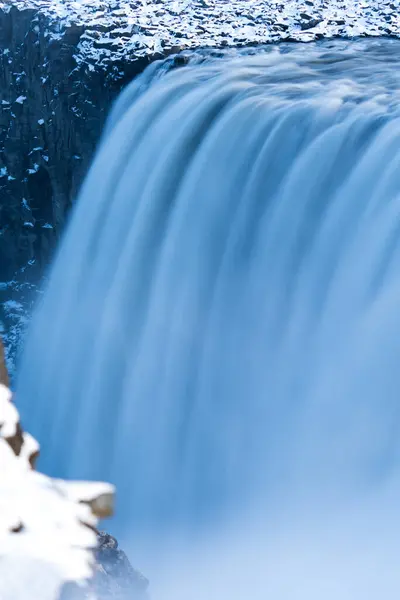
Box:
[0,2,153,367]
[0,4,149,285]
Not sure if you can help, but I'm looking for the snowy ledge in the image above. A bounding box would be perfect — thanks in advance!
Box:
[0,0,400,69]
[0,378,116,600]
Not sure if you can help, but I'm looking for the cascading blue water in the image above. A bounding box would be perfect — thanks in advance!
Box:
[15,39,400,544]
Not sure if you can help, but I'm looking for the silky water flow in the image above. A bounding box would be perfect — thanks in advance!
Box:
[16,39,400,597]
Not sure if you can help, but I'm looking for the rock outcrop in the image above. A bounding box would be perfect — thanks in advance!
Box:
[0,335,136,600]
[93,531,149,600]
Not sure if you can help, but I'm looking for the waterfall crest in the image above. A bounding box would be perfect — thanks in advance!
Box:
[16,39,400,540]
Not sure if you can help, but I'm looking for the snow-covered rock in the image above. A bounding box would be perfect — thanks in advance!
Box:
[1,0,400,68]
[0,380,118,600]
[0,346,147,600]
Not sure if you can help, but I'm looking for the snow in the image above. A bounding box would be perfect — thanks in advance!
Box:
[14,95,27,104]
[0,377,115,600]
[27,163,39,174]
[0,383,17,437]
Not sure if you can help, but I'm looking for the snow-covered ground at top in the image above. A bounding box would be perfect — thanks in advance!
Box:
[0,0,399,66]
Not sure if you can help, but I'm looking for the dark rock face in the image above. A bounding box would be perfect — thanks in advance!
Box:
[0,5,150,284]
[0,3,155,370]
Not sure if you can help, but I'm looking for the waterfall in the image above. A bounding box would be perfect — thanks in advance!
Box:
[15,39,400,558]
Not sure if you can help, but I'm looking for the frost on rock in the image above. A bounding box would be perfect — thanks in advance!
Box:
[0,277,38,380]
[0,358,115,600]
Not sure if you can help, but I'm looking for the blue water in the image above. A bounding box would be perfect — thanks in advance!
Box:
[16,39,400,543]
